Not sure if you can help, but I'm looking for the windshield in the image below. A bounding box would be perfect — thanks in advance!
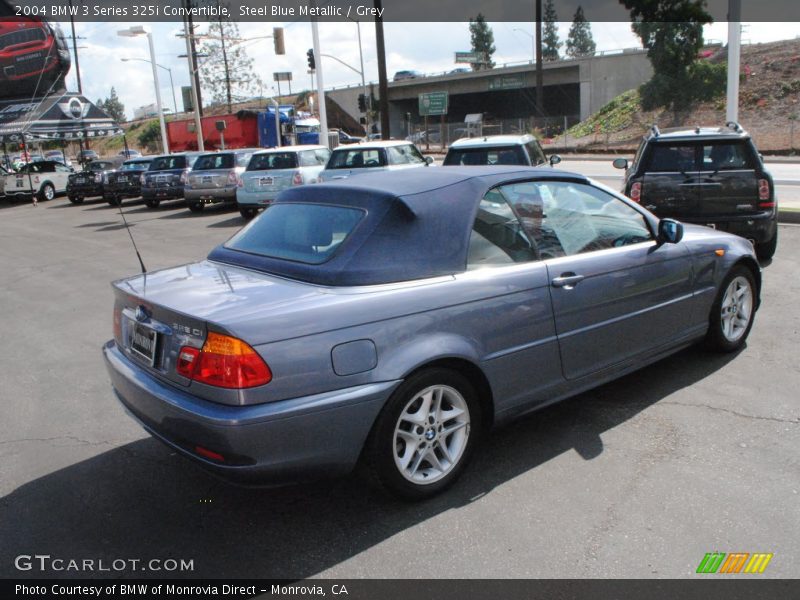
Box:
[225,203,364,264]
[87,162,113,171]
[327,148,385,169]
[149,156,187,171]
[121,160,152,171]
[444,146,527,166]
[193,153,236,170]
[247,152,298,171]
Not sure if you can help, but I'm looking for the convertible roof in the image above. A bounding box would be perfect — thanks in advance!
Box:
[209,167,589,286]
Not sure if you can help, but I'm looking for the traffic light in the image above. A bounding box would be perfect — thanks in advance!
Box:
[306,49,315,71]
[357,93,366,113]
[273,27,285,55]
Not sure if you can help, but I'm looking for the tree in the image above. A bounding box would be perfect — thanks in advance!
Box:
[565,6,596,58]
[469,14,496,70]
[542,0,562,62]
[198,19,262,111]
[100,87,126,123]
[620,0,714,110]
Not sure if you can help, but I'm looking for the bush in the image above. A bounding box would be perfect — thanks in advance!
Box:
[137,119,162,152]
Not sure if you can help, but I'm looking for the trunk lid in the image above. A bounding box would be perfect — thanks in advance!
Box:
[242,168,296,193]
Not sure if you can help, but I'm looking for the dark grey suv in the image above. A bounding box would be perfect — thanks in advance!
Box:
[613,123,777,259]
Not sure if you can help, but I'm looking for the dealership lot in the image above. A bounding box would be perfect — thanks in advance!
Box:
[0,194,798,578]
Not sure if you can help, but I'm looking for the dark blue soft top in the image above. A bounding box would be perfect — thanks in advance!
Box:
[208,166,587,286]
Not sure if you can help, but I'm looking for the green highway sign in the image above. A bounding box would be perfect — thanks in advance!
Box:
[455,51,484,64]
[419,92,449,116]
[488,74,526,91]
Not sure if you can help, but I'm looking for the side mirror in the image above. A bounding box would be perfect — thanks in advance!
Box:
[612,158,628,170]
[425,156,434,165]
[549,154,562,167]
[658,218,684,244]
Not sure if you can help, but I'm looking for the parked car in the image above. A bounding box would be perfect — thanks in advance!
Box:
[117,149,142,159]
[237,145,330,220]
[77,149,99,164]
[444,134,559,168]
[140,152,202,208]
[612,123,778,260]
[318,140,433,182]
[183,149,256,213]
[103,167,761,499]
[393,70,422,81]
[66,159,121,204]
[104,157,154,206]
[44,150,72,167]
[336,130,364,145]
[3,159,72,202]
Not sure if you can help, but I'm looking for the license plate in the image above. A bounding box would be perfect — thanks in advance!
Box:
[16,177,23,187]
[118,175,128,182]
[157,175,168,183]
[259,177,274,186]
[202,176,212,184]
[16,51,42,63]
[127,320,158,366]
[75,177,85,184]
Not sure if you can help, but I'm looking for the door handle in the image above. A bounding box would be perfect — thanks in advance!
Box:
[551,273,585,289]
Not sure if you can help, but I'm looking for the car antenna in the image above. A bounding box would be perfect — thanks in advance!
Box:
[114,201,147,274]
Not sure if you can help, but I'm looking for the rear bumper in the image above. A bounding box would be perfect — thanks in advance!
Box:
[106,182,142,197]
[103,340,397,485]
[681,210,778,244]
[142,185,184,201]
[184,187,237,204]
[67,183,104,197]
[236,189,281,207]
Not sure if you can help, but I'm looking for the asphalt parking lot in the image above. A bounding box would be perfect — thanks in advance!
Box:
[1,193,798,579]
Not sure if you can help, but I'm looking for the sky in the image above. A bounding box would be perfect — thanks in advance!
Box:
[62,20,800,120]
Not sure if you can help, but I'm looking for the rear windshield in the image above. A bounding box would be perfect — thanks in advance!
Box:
[87,161,114,171]
[193,154,235,170]
[327,148,385,169]
[645,141,755,172]
[444,146,527,166]
[247,152,298,171]
[121,160,152,170]
[149,156,187,171]
[225,203,364,264]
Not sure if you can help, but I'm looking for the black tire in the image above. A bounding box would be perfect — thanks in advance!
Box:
[239,207,258,220]
[188,201,204,213]
[144,198,160,209]
[756,232,777,260]
[705,265,757,353]
[364,368,482,500]
[38,183,55,203]
[68,195,83,205]
[106,194,121,207]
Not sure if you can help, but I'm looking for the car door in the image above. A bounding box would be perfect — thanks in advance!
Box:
[497,179,695,381]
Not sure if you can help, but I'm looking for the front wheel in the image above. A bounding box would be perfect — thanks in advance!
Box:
[365,368,481,500]
[68,195,83,205]
[38,183,55,202]
[705,265,757,352]
[188,201,204,213]
[239,206,258,220]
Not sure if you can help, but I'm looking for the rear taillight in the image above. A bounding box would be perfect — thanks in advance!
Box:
[292,171,303,185]
[629,181,642,202]
[94,173,102,183]
[758,178,774,208]
[236,175,244,188]
[227,171,237,185]
[180,170,188,184]
[140,173,147,185]
[178,332,272,389]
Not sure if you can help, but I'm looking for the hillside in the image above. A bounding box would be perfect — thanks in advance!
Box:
[560,38,800,153]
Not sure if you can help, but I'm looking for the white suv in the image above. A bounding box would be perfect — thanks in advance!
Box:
[318,140,433,182]
[4,160,72,203]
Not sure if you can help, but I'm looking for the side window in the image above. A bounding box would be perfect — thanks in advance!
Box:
[385,146,409,165]
[467,189,537,268]
[495,181,653,258]
[314,149,330,165]
[55,164,71,172]
[526,141,547,166]
[298,151,317,167]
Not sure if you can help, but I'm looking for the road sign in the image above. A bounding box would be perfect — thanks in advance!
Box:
[419,92,449,117]
[455,51,485,64]
[488,74,526,91]
[273,72,292,82]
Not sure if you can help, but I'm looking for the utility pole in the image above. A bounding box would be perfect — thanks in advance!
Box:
[726,0,741,123]
[374,0,390,139]
[185,0,203,117]
[536,0,544,118]
[310,15,328,148]
[183,18,204,151]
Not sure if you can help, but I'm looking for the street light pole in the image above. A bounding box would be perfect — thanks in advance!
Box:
[311,14,329,148]
[726,0,742,123]
[121,58,178,118]
[349,17,369,136]
[117,26,169,154]
[183,20,204,151]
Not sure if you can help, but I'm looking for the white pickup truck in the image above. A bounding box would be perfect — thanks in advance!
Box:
[3,160,72,202]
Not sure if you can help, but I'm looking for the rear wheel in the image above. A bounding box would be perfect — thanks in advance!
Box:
[68,195,83,205]
[756,233,777,260]
[239,207,258,220]
[38,183,55,203]
[144,198,160,209]
[188,201,204,213]
[365,368,481,500]
[705,265,757,352]
[106,194,121,206]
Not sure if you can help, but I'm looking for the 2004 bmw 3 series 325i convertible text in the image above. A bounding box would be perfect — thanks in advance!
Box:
[103,167,762,500]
